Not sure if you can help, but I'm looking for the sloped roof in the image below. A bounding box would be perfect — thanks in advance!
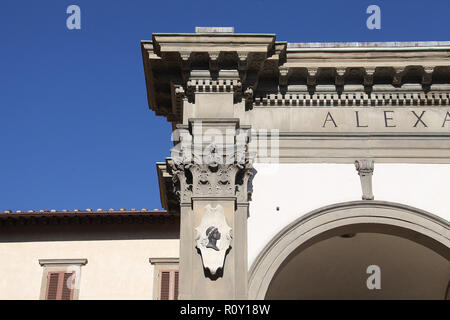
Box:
[0,208,179,226]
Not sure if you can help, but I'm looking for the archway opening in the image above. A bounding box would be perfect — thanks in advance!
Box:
[248,201,450,300]
[265,226,450,299]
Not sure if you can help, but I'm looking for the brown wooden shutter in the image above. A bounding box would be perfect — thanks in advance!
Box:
[61,272,74,300]
[45,271,75,300]
[46,272,60,300]
[173,271,179,300]
[160,271,171,300]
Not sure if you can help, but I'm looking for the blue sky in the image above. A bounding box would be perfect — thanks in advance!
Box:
[1,0,449,211]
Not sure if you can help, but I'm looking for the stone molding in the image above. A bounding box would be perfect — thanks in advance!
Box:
[244,132,450,164]
[254,90,450,107]
[149,257,179,265]
[39,258,88,266]
[186,70,242,100]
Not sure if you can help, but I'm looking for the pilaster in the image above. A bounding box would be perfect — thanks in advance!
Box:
[169,115,253,299]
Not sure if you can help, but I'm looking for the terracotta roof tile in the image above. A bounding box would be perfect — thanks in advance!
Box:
[1,208,170,216]
[0,207,178,226]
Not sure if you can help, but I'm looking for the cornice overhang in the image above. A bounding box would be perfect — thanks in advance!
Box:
[157,161,180,213]
[0,209,179,227]
[141,33,284,124]
[150,33,277,56]
[141,32,450,125]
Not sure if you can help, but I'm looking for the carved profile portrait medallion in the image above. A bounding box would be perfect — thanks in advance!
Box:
[195,204,232,275]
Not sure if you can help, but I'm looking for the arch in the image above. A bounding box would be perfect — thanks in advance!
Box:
[248,200,450,300]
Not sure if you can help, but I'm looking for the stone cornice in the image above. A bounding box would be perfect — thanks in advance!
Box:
[150,33,276,57]
[141,33,284,123]
[141,31,450,125]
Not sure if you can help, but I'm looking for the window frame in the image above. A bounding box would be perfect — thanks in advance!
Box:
[39,258,87,300]
[149,258,179,300]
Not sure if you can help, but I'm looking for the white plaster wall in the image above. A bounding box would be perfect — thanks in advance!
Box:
[248,163,450,268]
[373,164,450,222]
[0,239,179,300]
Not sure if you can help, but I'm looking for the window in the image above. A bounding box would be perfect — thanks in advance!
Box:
[149,258,179,300]
[39,259,87,300]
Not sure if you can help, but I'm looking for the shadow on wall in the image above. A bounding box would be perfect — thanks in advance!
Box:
[0,220,180,242]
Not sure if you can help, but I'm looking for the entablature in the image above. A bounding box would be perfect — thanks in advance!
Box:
[142,31,450,126]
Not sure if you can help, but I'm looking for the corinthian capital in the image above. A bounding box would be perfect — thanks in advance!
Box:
[169,128,254,205]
